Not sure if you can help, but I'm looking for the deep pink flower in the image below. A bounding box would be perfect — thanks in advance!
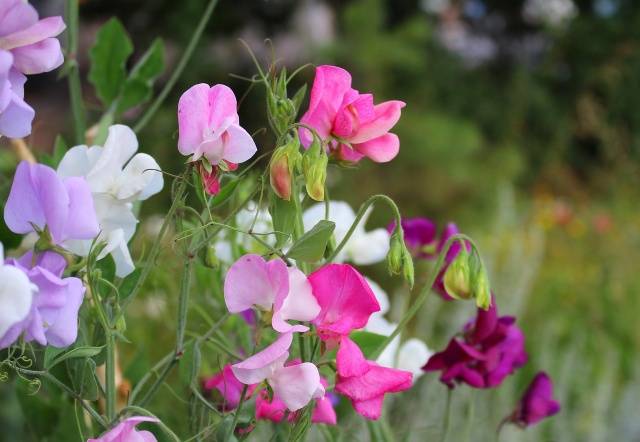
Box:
[177,83,257,166]
[224,254,320,333]
[308,264,380,343]
[203,364,257,410]
[231,333,325,412]
[510,372,560,427]
[4,161,99,245]
[0,251,84,349]
[88,416,159,442]
[299,65,405,163]
[335,337,412,420]
[422,300,527,389]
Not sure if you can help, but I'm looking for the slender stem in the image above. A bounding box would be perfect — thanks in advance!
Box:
[133,0,219,133]
[224,385,248,442]
[105,331,117,421]
[372,234,476,359]
[65,0,86,144]
[176,258,193,354]
[326,194,402,263]
[464,390,475,442]
[441,389,453,442]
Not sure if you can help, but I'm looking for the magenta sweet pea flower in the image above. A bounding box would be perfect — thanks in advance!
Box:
[203,364,257,411]
[178,83,257,165]
[299,65,405,163]
[224,254,321,333]
[0,0,65,138]
[510,372,560,427]
[308,264,380,343]
[4,161,99,246]
[335,337,412,420]
[0,251,84,348]
[231,333,325,412]
[422,300,527,389]
[88,416,159,442]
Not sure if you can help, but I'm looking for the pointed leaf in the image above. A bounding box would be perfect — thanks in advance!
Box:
[286,220,335,262]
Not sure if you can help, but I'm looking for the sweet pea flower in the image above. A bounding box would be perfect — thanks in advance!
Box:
[0,242,35,341]
[303,201,390,265]
[57,125,163,277]
[178,83,257,165]
[231,333,325,412]
[509,372,560,427]
[299,65,405,163]
[422,300,527,389]
[308,264,380,343]
[88,416,159,442]
[255,377,337,425]
[0,251,84,348]
[364,280,431,382]
[4,161,99,245]
[224,254,320,333]
[203,364,257,410]
[335,337,412,420]
[0,0,65,137]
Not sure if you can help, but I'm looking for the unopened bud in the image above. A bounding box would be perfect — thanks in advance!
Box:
[302,138,328,201]
[402,246,415,288]
[269,137,301,200]
[443,244,492,309]
[203,243,220,269]
[387,230,404,275]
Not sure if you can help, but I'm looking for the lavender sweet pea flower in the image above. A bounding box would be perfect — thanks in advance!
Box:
[88,416,159,442]
[0,0,65,138]
[510,372,560,427]
[4,161,99,246]
[0,251,84,348]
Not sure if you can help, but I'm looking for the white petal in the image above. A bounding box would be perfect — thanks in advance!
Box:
[365,278,390,316]
[115,153,163,201]
[87,125,138,192]
[0,265,34,338]
[397,339,432,381]
[57,145,91,178]
[346,228,390,265]
[279,267,320,322]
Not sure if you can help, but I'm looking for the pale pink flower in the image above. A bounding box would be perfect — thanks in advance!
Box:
[88,416,159,442]
[299,65,405,163]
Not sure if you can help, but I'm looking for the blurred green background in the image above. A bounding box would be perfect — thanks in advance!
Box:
[2,0,640,440]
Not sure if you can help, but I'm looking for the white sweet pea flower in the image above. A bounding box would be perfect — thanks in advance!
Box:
[0,243,35,339]
[57,125,164,277]
[365,279,432,383]
[303,201,390,265]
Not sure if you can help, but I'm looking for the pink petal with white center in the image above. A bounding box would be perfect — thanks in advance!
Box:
[271,267,320,333]
[309,264,380,340]
[222,123,257,164]
[231,332,293,384]
[268,362,324,411]
[349,100,405,144]
[353,133,400,163]
[224,254,289,313]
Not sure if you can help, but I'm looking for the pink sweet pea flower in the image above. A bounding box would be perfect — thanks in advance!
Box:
[509,372,560,427]
[231,333,325,412]
[224,254,320,333]
[335,337,412,420]
[88,416,159,442]
[308,264,380,342]
[203,364,257,410]
[0,50,33,138]
[4,161,99,245]
[178,83,257,165]
[299,65,405,163]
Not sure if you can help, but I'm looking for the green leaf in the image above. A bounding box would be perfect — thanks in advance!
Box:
[46,346,104,369]
[95,254,116,285]
[116,38,165,114]
[43,347,65,370]
[350,331,387,360]
[118,268,141,302]
[69,358,99,401]
[286,220,335,263]
[291,84,307,114]
[88,18,133,106]
[269,192,296,249]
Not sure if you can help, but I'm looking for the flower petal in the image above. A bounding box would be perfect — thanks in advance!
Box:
[222,123,257,164]
[268,362,324,411]
[11,37,63,74]
[0,16,65,50]
[349,100,405,144]
[336,336,369,377]
[177,83,210,156]
[231,332,292,384]
[0,264,33,339]
[353,133,400,163]
[115,153,164,201]
[272,267,320,333]
[63,176,100,240]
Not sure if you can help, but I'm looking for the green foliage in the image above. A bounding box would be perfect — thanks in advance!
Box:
[116,39,165,115]
[286,220,336,262]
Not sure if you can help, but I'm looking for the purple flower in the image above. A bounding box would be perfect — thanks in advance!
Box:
[88,416,159,442]
[4,161,99,246]
[0,251,85,348]
[422,299,527,389]
[510,372,560,427]
[0,0,65,137]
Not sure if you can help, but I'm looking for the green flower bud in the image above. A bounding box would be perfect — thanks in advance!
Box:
[302,138,328,201]
[401,245,415,288]
[387,230,404,275]
[202,242,220,269]
[269,137,301,201]
[443,248,472,300]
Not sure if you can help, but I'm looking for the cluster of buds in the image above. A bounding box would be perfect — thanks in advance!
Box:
[443,242,491,309]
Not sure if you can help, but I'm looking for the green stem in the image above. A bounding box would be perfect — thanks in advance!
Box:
[325,194,402,263]
[464,390,475,442]
[441,389,453,442]
[105,331,116,421]
[64,0,86,144]
[372,234,475,359]
[133,0,219,133]
[224,384,248,442]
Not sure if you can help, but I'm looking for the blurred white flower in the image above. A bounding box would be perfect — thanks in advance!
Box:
[0,243,35,339]
[365,279,432,382]
[523,0,577,26]
[57,125,164,277]
[303,201,390,265]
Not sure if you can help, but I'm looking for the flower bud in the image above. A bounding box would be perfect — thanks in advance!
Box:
[302,138,328,201]
[202,242,220,269]
[401,246,415,288]
[387,230,404,275]
[443,244,492,309]
[269,137,301,201]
